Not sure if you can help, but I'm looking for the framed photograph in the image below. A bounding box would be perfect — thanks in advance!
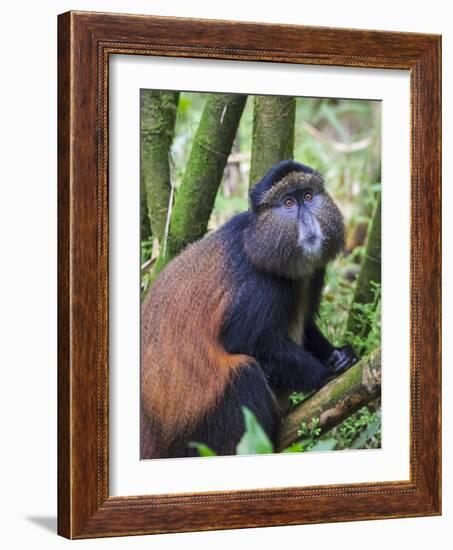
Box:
[58,11,441,539]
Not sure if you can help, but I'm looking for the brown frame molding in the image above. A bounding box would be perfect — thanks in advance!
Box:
[58,10,441,539]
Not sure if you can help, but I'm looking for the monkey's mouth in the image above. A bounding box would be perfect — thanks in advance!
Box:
[298,235,323,257]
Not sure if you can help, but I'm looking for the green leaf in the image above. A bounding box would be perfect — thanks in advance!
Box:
[307,438,337,452]
[236,407,274,455]
[289,391,307,406]
[188,442,217,457]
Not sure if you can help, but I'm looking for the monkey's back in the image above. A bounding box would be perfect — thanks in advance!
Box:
[140,232,251,457]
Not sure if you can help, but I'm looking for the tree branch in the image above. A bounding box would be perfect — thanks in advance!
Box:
[276,348,381,451]
[141,91,179,246]
[249,95,295,188]
[149,92,247,276]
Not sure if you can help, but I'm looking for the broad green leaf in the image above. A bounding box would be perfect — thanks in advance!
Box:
[236,407,274,455]
[188,442,217,457]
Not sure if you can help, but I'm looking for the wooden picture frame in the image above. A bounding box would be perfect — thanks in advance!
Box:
[57,10,441,539]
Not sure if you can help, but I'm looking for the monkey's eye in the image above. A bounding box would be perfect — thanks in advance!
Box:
[303,191,313,202]
[283,197,296,208]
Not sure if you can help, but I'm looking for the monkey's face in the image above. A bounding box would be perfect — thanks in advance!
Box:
[246,171,345,279]
[275,191,324,257]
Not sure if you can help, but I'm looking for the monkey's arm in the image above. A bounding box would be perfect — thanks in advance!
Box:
[304,323,357,374]
[303,323,334,361]
[223,317,331,392]
[303,270,353,369]
[304,270,357,373]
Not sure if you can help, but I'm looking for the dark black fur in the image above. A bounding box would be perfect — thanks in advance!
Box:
[220,212,334,392]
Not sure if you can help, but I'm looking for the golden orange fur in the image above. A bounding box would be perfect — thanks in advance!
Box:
[141,233,251,456]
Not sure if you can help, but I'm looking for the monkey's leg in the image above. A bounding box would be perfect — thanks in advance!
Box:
[169,364,279,458]
[260,337,332,393]
[304,324,357,374]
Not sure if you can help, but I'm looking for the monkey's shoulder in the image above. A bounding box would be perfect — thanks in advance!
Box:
[141,222,239,328]
[154,211,251,282]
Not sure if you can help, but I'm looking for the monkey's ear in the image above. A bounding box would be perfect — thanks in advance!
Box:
[249,185,265,212]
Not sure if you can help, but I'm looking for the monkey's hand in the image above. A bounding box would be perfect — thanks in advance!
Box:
[326,345,357,374]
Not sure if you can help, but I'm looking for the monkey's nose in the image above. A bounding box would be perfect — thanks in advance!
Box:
[299,233,319,246]
[305,233,318,244]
